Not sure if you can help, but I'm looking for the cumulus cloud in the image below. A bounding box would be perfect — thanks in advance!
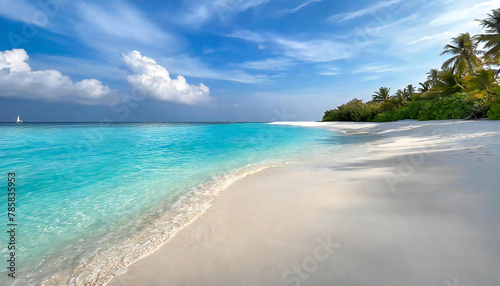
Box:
[122,51,211,105]
[0,49,113,104]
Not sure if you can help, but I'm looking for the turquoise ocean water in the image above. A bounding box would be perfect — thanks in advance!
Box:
[0,123,339,285]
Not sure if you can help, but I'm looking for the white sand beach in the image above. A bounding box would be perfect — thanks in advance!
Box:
[108,120,500,286]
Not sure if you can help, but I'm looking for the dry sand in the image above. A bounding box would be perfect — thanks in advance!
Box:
[108,120,500,286]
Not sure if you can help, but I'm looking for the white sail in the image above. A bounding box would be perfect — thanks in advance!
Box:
[16,116,23,123]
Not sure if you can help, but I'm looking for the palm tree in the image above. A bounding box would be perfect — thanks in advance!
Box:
[395,89,410,103]
[434,69,464,94]
[372,87,391,102]
[418,81,430,92]
[426,69,440,87]
[467,69,497,101]
[441,33,482,77]
[476,9,500,63]
[406,84,415,99]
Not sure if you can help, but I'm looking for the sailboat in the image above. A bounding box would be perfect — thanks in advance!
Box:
[16,116,23,123]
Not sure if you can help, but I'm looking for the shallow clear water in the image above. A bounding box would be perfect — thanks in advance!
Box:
[0,122,339,284]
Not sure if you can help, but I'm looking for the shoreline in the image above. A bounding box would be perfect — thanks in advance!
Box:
[37,163,287,286]
[108,120,500,286]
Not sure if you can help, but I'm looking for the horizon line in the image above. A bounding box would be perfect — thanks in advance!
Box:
[0,121,279,124]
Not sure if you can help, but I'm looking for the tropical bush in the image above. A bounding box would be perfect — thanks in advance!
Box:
[487,97,500,119]
[372,93,474,122]
[323,99,379,122]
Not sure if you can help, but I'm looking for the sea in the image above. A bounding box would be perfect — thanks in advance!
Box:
[0,122,351,285]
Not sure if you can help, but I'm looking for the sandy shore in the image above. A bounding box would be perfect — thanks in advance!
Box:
[108,120,500,286]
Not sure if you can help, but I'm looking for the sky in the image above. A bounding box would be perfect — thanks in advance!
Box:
[0,0,498,122]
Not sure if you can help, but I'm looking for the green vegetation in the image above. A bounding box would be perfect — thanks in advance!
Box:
[323,8,500,122]
[323,99,379,122]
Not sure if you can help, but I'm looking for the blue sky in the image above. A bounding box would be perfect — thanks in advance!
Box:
[0,0,497,122]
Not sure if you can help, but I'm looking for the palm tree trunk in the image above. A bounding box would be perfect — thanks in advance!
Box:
[464,53,474,75]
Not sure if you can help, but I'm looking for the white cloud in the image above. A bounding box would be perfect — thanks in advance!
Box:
[228,30,267,42]
[228,30,352,62]
[318,71,340,76]
[238,57,296,70]
[160,54,269,84]
[318,66,340,76]
[375,13,420,31]
[0,0,39,25]
[78,3,169,45]
[429,0,498,26]
[353,64,404,74]
[122,51,211,105]
[362,76,383,81]
[328,0,403,22]
[178,0,271,26]
[0,1,178,55]
[74,79,111,99]
[0,49,113,104]
[275,38,351,62]
[277,0,323,16]
[337,0,497,61]
[406,32,451,46]
[0,1,81,40]
[388,0,498,54]
[74,2,179,56]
